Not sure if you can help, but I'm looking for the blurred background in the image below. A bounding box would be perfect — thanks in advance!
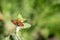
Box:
[0,0,60,40]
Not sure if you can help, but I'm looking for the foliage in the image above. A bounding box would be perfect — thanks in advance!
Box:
[0,0,60,40]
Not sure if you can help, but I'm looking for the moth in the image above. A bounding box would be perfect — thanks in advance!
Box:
[11,19,24,26]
